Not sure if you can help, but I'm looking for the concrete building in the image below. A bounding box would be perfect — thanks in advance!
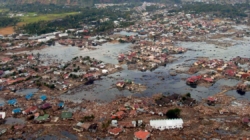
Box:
[150,119,183,131]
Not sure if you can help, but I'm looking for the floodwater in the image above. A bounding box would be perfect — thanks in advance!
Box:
[25,131,76,140]
[0,98,5,104]
[60,131,78,140]
[29,42,131,65]
[36,135,67,140]
[13,34,250,102]
[63,39,250,102]
[16,88,39,95]
[114,31,138,36]
[84,136,115,140]
[64,106,86,112]
[5,117,25,125]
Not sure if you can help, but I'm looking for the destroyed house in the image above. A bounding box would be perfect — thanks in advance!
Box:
[241,73,250,80]
[73,122,84,132]
[111,111,126,119]
[84,73,94,81]
[25,93,34,100]
[40,95,47,101]
[0,70,4,76]
[134,130,150,140]
[186,75,202,85]
[61,112,73,120]
[39,103,51,110]
[155,98,171,106]
[168,93,180,100]
[12,108,22,114]
[8,99,17,106]
[224,69,236,77]
[116,82,125,88]
[108,127,123,136]
[23,106,37,115]
[242,117,250,126]
[58,102,64,109]
[118,54,125,62]
[35,114,50,123]
[81,122,92,130]
[203,78,214,83]
[89,123,98,133]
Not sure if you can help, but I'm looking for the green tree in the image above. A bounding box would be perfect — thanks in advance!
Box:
[186,93,191,97]
[166,108,181,119]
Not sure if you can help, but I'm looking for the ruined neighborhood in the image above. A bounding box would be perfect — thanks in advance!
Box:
[0,0,250,139]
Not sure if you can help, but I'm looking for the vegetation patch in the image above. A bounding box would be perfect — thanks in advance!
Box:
[20,12,79,24]
[166,108,181,119]
[170,3,249,18]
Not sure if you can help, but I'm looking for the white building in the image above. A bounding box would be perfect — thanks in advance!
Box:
[102,69,108,74]
[46,36,56,40]
[58,33,68,38]
[150,119,183,131]
[38,38,49,42]
[0,112,6,119]
[114,21,120,26]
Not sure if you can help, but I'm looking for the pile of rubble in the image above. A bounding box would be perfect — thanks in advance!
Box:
[184,57,250,91]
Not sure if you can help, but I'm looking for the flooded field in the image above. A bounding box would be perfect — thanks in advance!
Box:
[114,31,138,36]
[14,35,250,102]
[60,39,250,102]
[0,98,5,104]
[16,88,39,95]
[28,42,132,64]
[5,117,25,125]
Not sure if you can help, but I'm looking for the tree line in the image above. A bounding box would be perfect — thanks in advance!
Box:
[18,7,134,35]
[171,3,249,18]
[6,4,82,14]
[0,16,19,28]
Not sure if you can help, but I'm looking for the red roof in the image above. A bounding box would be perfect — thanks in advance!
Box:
[27,55,34,60]
[24,106,37,114]
[241,73,250,79]
[14,125,25,130]
[129,110,137,116]
[112,111,125,119]
[203,78,213,83]
[34,113,40,117]
[84,73,93,78]
[6,78,25,85]
[207,96,216,102]
[64,74,69,79]
[129,52,137,57]
[116,82,125,87]
[187,77,196,83]
[119,107,127,111]
[119,54,125,58]
[242,117,250,123]
[187,75,202,83]
[1,57,11,62]
[225,69,235,76]
[116,111,125,116]
[83,36,91,39]
[134,130,150,140]
[108,127,123,135]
